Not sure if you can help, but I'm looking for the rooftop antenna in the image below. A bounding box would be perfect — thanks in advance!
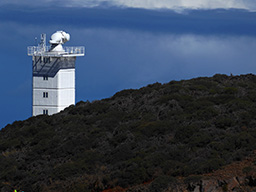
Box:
[40,33,46,51]
[34,37,38,46]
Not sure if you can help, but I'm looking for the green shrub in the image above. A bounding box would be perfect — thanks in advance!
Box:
[137,121,170,137]
[52,161,86,180]
[198,158,225,173]
[215,117,234,129]
[175,125,199,143]
[149,175,175,191]
[223,87,238,94]
[184,175,202,184]
[188,131,213,148]
[213,74,229,83]
[210,95,236,105]
[195,107,218,120]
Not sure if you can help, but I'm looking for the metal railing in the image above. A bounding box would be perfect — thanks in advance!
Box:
[27,46,85,57]
[64,46,85,55]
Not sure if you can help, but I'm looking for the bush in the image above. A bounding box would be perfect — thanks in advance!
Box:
[188,131,213,148]
[53,161,82,180]
[198,158,225,173]
[184,175,202,184]
[175,125,199,143]
[215,117,234,129]
[137,121,170,137]
[223,87,238,94]
[149,175,175,191]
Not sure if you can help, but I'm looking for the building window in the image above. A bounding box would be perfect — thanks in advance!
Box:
[43,76,48,80]
[43,109,48,115]
[43,57,50,63]
[43,92,48,98]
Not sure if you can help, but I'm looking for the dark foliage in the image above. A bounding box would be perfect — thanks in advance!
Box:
[1,74,256,191]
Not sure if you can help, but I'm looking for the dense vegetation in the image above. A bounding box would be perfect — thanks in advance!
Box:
[1,74,256,191]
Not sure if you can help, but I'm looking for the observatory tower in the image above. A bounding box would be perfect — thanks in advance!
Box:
[27,31,85,116]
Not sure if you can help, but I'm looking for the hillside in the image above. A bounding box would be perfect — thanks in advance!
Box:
[2,74,256,191]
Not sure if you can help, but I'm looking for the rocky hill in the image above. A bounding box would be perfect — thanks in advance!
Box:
[2,74,256,191]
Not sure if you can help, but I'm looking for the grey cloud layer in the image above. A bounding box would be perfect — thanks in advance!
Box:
[1,7,256,37]
[1,0,256,11]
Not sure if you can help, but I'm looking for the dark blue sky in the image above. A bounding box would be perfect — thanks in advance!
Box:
[1,3,256,128]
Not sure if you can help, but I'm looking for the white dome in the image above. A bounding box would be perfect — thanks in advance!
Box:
[49,31,70,45]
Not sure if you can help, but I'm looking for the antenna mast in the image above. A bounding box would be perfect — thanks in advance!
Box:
[40,33,46,51]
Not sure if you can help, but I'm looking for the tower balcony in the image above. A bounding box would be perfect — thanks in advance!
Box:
[27,46,85,57]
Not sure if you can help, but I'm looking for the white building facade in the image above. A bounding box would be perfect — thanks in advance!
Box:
[28,32,84,116]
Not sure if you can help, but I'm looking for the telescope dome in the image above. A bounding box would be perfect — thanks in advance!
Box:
[49,31,70,45]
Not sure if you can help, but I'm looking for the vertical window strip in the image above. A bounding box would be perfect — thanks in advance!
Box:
[43,92,48,98]
[43,109,48,115]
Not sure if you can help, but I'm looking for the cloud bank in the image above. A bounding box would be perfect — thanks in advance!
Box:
[109,0,254,10]
[1,0,256,11]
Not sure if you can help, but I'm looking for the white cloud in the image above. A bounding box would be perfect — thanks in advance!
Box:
[64,0,256,11]
[1,0,256,11]
[112,0,249,10]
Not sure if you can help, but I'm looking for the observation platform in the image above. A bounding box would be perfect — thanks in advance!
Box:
[27,46,85,57]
